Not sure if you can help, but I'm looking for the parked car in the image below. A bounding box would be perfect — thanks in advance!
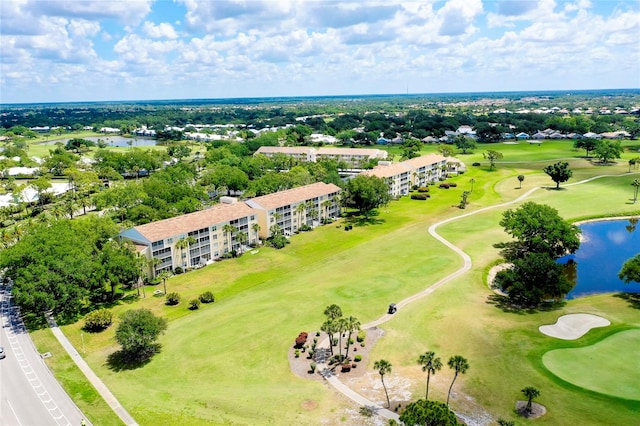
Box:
[0,347,6,359]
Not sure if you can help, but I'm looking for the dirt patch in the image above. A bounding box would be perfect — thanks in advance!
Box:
[515,401,547,419]
[288,327,385,381]
[300,399,318,410]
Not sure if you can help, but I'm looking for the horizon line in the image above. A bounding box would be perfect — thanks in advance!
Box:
[2,87,640,107]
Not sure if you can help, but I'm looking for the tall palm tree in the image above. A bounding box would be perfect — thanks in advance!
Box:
[321,319,339,356]
[236,232,248,255]
[374,359,392,408]
[324,304,342,320]
[222,224,237,253]
[418,351,442,400]
[521,386,540,414]
[343,316,361,359]
[321,199,331,222]
[295,203,306,231]
[174,238,190,269]
[447,355,469,406]
[158,270,171,295]
[632,178,640,203]
[251,222,261,244]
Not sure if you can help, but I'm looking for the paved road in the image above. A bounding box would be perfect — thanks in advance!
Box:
[0,286,90,426]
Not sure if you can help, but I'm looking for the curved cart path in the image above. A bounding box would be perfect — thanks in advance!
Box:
[315,172,639,421]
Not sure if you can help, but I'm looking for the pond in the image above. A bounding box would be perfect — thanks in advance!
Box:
[43,136,158,147]
[558,218,640,299]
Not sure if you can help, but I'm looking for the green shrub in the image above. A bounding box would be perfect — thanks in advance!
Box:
[166,292,181,305]
[199,291,215,303]
[309,362,316,373]
[174,266,184,274]
[299,224,312,231]
[83,309,113,332]
[348,337,354,344]
[411,194,429,200]
[449,182,457,187]
[357,330,366,342]
[294,349,300,358]
[417,186,430,193]
[354,354,362,362]
[189,299,201,310]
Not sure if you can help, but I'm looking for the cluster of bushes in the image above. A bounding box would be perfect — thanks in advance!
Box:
[356,330,366,343]
[472,162,481,166]
[166,292,181,305]
[294,331,308,349]
[439,183,451,189]
[411,194,430,200]
[189,299,201,310]
[83,308,113,332]
[299,224,312,231]
[417,187,430,193]
[199,291,215,303]
[267,234,289,249]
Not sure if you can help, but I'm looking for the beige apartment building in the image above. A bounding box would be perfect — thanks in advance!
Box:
[120,183,341,277]
[246,182,341,239]
[254,146,387,168]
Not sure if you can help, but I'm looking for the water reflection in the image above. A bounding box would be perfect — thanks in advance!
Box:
[558,218,640,299]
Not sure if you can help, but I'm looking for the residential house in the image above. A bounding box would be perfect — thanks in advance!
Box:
[246,182,342,239]
[516,132,531,140]
[254,146,314,163]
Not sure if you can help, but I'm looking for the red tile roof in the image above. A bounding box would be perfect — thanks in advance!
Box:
[248,182,341,210]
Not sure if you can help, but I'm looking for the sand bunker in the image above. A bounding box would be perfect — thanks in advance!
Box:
[539,314,610,340]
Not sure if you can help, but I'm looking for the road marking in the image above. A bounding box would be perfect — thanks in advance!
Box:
[6,399,24,426]
[1,293,72,426]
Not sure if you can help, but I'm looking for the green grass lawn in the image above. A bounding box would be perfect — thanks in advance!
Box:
[33,141,640,425]
[30,329,124,426]
[542,330,640,401]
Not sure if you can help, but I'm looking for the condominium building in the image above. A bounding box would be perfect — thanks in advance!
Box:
[119,198,259,277]
[246,182,341,239]
[362,154,457,197]
[254,146,387,168]
[120,183,342,277]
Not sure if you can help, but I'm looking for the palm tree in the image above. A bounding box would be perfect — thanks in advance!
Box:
[335,317,348,358]
[418,351,442,400]
[632,178,640,203]
[222,224,237,253]
[324,304,342,320]
[374,359,392,408]
[321,199,331,222]
[321,319,339,356]
[251,222,261,244]
[343,316,361,359]
[446,355,469,406]
[174,238,190,269]
[158,270,171,295]
[521,386,540,414]
[236,232,248,255]
[295,203,306,231]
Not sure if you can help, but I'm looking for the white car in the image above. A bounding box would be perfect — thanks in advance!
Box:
[0,347,5,359]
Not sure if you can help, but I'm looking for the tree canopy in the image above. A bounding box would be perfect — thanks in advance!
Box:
[543,161,573,189]
[344,174,391,216]
[619,253,640,284]
[494,253,573,307]
[0,216,139,319]
[500,202,580,261]
[115,308,168,362]
[399,399,460,426]
[594,140,623,163]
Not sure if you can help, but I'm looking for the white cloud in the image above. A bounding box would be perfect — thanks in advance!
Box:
[143,22,179,39]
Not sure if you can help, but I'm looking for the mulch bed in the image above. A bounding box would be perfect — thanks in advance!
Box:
[288,326,385,381]
[515,401,547,419]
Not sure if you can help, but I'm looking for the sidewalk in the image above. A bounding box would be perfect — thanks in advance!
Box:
[45,313,139,426]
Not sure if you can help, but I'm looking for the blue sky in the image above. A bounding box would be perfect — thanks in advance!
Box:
[1,0,639,103]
